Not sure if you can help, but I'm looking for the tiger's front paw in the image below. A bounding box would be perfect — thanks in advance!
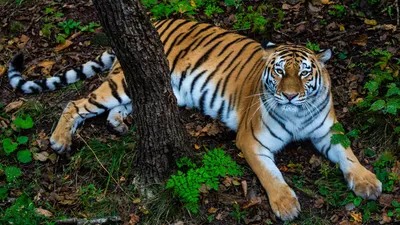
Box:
[346,165,382,200]
[50,131,73,154]
[269,185,301,221]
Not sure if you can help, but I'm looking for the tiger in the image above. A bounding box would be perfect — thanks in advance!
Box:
[7,19,382,221]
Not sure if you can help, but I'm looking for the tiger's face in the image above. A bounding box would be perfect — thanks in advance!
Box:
[262,45,332,112]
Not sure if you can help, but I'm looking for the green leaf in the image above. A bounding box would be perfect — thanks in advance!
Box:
[17,150,32,163]
[331,123,345,133]
[386,85,400,97]
[0,187,8,200]
[364,81,379,92]
[370,100,386,111]
[364,148,376,157]
[17,136,29,144]
[13,115,34,129]
[385,98,400,115]
[353,196,362,207]
[392,200,400,207]
[331,134,351,148]
[3,138,18,154]
[346,129,360,139]
[5,166,22,182]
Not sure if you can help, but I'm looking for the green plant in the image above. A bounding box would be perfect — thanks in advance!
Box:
[305,42,320,52]
[166,148,242,213]
[388,200,400,219]
[230,202,247,222]
[204,4,223,17]
[10,22,24,33]
[356,49,400,145]
[234,6,268,32]
[80,184,103,207]
[80,22,100,32]
[328,5,346,18]
[373,152,398,192]
[58,19,81,35]
[330,122,360,148]
[41,23,55,39]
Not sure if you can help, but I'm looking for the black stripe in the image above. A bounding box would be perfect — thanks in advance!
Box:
[220,62,241,98]
[322,143,332,158]
[234,43,262,81]
[257,154,274,162]
[310,110,331,134]
[251,123,271,151]
[154,19,169,30]
[190,70,207,94]
[16,79,27,91]
[209,79,222,109]
[165,33,184,57]
[162,20,191,45]
[200,51,233,91]
[84,105,96,114]
[72,102,85,119]
[8,73,21,80]
[217,100,225,119]
[88,96,108,110]
[175,22,201,45]
[199,90,208,114]
[178,64,191,90]
[58,72,68,85]
[192,24,213,39]
[224,42,257,74]
[192,40,224,72]
[268,111,293,136]
[158,19,177,39]
[263,120,284,142]
[29,86,40,94]
[191,32,215,52]
[75,66,86,81]
[169,50,186,75]
[34,80,47,91]
[108,79,122,103]
[217,37,247,57]
[199,31,231,49]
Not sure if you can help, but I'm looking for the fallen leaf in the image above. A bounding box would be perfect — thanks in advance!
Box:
[133,198,141,204]
[339,24,345,31]
[309,154,322,168]
[241,180,247,197]
[238,152,245,158]
[314,198,325,208]
[279,165,289,172]
[320,0,331,4]
[194,143,200,150]
[128,213,140,225]
[48,153,57,164]
[381,212,392,224]
[242,196,262,209]
[232,179,241,186]
[35,208,53,217]
[222,176,232,187]
[4,100,24,112]
[119,176,126,182]
[208,207,218,213]
[350,211,362,223]
[364,19,377,26]
[17,34,30,49]
[38,60,56,76]
[55,40,73,52]
[0,65,5,77]
[33,151,49,161]
[352,34,368,46]
[379,194,400,207]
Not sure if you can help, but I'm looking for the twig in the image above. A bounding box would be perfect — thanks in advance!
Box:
[77,134,135,202]
[396,0,399,26]
[56,216,121,225]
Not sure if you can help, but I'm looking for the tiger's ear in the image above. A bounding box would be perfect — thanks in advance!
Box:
[317,49,332,63]
[262,41,277,59]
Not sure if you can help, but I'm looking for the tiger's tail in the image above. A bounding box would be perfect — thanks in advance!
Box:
[7,51,116,94]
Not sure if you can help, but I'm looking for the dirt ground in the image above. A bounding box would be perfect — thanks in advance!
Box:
[0,0,399,224]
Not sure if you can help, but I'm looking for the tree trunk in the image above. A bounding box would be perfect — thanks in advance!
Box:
[93,0,192,184]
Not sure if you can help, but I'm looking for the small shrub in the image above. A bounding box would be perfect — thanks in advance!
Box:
[166,148,242,213]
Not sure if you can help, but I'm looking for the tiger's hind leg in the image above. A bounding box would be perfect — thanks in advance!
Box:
[106,104,132,135]
[50,73,130,153]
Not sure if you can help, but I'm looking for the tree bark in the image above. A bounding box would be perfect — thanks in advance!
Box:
[93,0,191,183]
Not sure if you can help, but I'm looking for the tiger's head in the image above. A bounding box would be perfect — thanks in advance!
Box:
[262,43,332,112]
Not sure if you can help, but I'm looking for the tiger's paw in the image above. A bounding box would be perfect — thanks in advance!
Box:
[50,131,73,154]
[346,165,382,200]
[269,185,301,221]
[106,120,129,136]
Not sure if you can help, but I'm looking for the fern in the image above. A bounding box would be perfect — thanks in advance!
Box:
[166,148,243,213]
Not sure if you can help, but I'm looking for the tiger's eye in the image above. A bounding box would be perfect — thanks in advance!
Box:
[301,71,309,76]
[276,69,284,74]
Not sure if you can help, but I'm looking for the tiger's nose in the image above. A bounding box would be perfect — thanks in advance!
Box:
[283,93,298,101]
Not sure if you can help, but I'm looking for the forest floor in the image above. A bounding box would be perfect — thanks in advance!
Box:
[0,0,400,224]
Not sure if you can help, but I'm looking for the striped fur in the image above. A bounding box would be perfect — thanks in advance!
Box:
[8,19,382,221]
